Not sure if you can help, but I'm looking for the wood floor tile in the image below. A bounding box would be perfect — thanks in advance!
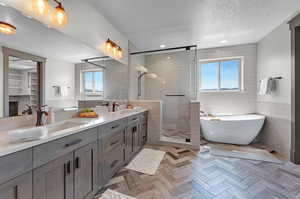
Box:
[99,145,300,199]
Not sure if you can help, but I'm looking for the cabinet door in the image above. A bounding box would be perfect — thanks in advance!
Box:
[33,153,73,199]
[0,171,32,199]
[141,122,148,145]
[133,124,139,153]
[125,123,138,162]
[74,142,97,199]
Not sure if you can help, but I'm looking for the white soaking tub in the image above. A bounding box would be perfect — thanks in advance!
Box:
[200,114,265,145]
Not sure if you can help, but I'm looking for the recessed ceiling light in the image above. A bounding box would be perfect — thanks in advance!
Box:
[167,57,171,60]
[220,40,228,44]
[160,44,166,48]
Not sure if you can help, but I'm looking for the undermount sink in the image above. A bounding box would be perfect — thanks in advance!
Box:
[46,121,84,134]
[7,121,84,143]
[117,108,143,115]
[118,109,134,115]
[7,127,48,142]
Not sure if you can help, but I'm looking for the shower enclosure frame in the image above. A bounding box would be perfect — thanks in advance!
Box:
[130,44,199,146]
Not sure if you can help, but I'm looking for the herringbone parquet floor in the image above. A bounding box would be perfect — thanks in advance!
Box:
[102,145,300,199]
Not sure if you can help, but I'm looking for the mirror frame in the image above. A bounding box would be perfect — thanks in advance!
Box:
[2,47,46,117]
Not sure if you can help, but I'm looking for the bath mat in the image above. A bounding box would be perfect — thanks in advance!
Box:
[98,189,136,199]
[125,148,165,175]
[210,148,282,164]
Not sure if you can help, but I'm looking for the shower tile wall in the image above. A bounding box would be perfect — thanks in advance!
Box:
[143,51,191,132]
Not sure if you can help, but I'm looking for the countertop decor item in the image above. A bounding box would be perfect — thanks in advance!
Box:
[78,108,99,118]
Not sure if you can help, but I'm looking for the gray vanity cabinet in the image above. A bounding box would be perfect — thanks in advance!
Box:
[0,171,32,199]
[33,153,74,199]
[74,142,97,199]
[98,119,126,186]
[140,112,148,146]
[33,128,98,199]
[125,120,139,162]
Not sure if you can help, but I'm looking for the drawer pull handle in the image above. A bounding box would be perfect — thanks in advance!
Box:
[75,157,81,169]
[64,161,71,175]
[110,160,119,168]
[110,140,119,146]
[111,124,120,129]
[132,126,137,133]
[65,139,82,148]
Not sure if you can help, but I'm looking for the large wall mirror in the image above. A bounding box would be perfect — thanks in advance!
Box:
[3,48,45,117]
[0,5,129,118]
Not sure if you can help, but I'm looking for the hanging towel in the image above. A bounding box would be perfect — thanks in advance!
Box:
[61,86,69,97]
[259,78,275,95]
[55,86,61,97]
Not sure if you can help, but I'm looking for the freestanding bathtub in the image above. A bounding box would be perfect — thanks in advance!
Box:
[200,114,265,145]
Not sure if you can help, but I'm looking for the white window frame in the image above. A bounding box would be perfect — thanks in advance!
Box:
[198,56,244,92]
[81,69,105,96]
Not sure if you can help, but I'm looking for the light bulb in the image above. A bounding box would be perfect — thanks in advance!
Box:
[51,4,68,27]
[117,47,123,59]
[105,40,112,53]
[112,46,118,57]
[0,22,16,35]
[32,0,50,16]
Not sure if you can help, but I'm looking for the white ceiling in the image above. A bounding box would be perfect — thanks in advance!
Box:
[90,0,300,51]
[0,5,104,63]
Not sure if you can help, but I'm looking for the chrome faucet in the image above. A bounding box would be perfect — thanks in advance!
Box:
[36,105,48,126]
[112,102,120,112]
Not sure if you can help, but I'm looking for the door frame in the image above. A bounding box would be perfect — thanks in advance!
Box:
[289,13,300,164]
[2,47,46,117]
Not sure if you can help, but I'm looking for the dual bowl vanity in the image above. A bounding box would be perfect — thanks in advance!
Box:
[0,109,148,199]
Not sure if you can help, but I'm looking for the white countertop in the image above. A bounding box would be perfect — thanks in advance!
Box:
[0,108,147,158]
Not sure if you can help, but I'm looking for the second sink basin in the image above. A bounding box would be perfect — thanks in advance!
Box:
[46,121,84,134]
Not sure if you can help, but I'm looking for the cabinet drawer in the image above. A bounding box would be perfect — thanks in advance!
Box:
[102,145,124,183]
[128,114,140,125]
[33,128,97,168]
[102,128,124,153]
[99,119,125,139]
[0,149,33,185]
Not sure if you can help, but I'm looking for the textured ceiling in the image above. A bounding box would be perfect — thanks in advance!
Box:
[90,0,300,51]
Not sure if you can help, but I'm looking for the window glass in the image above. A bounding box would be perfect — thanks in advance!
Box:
[84,72,93,92]
[200,62,219,90]
[94,71,104,92]
[199,58,241,91]
[220,60,239,90]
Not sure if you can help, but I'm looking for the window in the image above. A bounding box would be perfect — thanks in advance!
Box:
[199,58,242,91]
[82,70,104,96]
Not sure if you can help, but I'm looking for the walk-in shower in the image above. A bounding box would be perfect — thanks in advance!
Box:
[131,45,198,145]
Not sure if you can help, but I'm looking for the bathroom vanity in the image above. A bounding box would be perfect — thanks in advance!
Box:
[0,109,148,199]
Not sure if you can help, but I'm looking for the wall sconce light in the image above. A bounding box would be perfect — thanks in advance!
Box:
[105,39,123,59]
[31,0,68,27]
[0,22,16,35]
